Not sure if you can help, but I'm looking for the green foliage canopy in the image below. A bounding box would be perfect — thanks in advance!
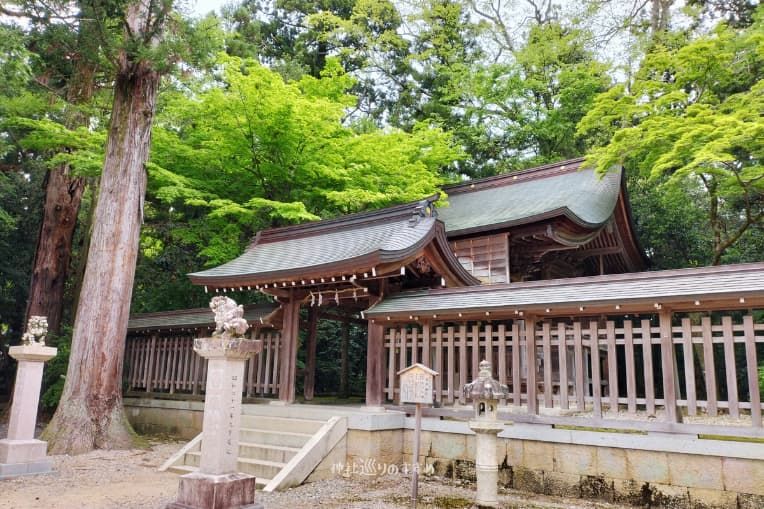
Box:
[579,12,764,265]
[146,54,462,270]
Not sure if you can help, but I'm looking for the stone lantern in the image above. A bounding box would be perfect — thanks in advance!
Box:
[463,360,508,508]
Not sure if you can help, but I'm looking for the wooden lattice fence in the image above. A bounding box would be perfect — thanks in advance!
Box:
[383,314,763,427]
[124,331,281,397]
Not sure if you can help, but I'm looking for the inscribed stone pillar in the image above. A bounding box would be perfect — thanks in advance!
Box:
[167,337,262,509]
[196,339,251,474]
[167,296,262,509]
[0,343,57,478]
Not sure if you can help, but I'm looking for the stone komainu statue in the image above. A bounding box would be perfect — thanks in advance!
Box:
[21,316,48,346]
[209,296,249,338]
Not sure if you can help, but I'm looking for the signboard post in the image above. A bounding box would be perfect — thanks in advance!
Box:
[398,363,438,508]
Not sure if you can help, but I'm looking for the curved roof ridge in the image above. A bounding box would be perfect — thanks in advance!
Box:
[251,194,440,247]
[438,164,619,235]
[444,157,586,194]
[189,214,481,287]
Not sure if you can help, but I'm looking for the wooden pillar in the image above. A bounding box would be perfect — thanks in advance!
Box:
[366,321,385,408]
[340,320,350,398]
[659,309,682,423]
[279,291,300,404]
[365,280,387,409]
[304,307,318,401]
[525,315,538,415]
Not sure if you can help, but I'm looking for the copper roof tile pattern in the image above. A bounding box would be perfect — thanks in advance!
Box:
[366,263,764,316]
[189,216,436,281]
[438,160,620,234]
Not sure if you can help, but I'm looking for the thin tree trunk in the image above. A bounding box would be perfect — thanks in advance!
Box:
[43,3,163,452]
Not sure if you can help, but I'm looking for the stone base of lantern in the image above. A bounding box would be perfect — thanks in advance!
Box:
[469,420,505,509]
[0,439,52,478]
[166,472,263,509]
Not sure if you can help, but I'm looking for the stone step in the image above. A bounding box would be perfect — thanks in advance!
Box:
[184,452,286,480]
[165,464,270,489]
[166,464,197,475]
[238,442,300,464]
[239,427,313,448]
[238,457,287,480]
[239,415,326,434]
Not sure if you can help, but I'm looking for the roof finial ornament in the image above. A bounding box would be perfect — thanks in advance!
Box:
[409,197,438,226]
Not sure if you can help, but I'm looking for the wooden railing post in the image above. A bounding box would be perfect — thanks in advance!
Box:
[722,316,740,418]
[304,306,318,401]
[340,320,350,398]
[743,315,761,427]
[145,333,157,393]
[525,315,538,415]
[542,321,552,409]
[589,321,602,419]
[191,329,204,395]
[659,309,682,423]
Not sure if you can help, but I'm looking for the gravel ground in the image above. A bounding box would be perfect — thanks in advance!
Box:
[0,431,633,509]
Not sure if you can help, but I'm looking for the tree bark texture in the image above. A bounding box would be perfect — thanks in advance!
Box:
[25,169,86,336]
[24,23,97,336]
[44,4,162,453]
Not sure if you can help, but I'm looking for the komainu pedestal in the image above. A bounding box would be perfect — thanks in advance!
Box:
[0,333,57,478]
[167,297,262,509]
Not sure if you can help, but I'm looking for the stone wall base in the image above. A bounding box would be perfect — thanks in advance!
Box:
[124,399,764,509]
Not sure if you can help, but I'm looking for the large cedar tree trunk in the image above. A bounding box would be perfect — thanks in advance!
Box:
[44,3,163,453]
[25,44,96,336]
[25,169,86,336]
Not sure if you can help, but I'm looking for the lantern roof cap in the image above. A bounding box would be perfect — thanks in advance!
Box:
[463,360,509,401]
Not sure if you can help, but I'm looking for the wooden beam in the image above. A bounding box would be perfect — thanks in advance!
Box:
[316,310,366,325]
[304,306,318,401]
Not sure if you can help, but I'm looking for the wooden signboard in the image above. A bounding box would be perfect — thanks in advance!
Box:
[397,363,437,508]
[398,363,437,405]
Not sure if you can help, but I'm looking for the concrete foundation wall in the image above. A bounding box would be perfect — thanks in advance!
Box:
[124,399,764,508]
[125,398,204,440]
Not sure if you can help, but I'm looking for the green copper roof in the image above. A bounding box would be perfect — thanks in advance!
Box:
[438,160,620,235]
[128,303,278,331]
[192,217,433,281]
[186,195,476,286]
[366,263,764,316]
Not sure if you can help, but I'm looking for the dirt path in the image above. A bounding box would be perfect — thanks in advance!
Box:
[0,440,180,509]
